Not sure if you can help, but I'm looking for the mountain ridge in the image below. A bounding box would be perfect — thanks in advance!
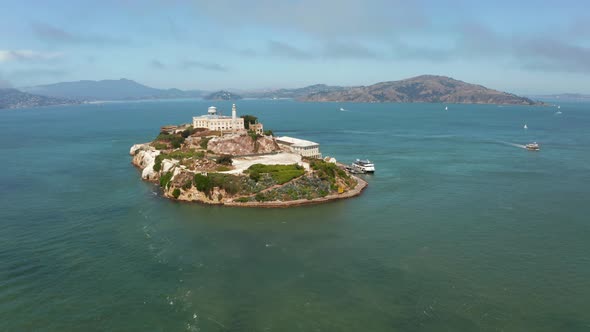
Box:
[21,78,207,101]
[298,75,539,105]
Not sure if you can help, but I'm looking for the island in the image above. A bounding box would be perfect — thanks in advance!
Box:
[130,104,366,207]
[203,90,242,101]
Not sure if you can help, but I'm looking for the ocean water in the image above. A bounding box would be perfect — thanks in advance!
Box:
[1,100,589,331]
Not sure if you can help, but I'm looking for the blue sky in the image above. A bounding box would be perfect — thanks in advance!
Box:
[0,0,589,94]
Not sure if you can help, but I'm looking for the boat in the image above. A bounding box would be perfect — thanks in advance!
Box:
[445,106,448,111]
[351,159,375,173]
[525,142,540,151]
[524,124,528,129]
[340,107,345,111]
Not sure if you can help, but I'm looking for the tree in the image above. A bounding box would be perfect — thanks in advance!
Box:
[241,115,258,129]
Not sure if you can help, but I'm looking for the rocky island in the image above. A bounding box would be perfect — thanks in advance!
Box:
[130,104,366,207]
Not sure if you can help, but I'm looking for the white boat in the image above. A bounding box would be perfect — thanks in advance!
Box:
[445,106,448,111]
[525,142,540,151]
[351,159,375,173]
[340,107,345,111]
[524,124,528,129]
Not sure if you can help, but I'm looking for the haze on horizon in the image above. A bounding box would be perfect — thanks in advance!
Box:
[0,0,589,95]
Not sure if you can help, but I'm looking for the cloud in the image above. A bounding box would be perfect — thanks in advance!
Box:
[7,68,68,79]
[191,0,429,40]
[180,60,227,72]
[150,59,166,69]
[31,22,126,45]
[267,41,313,60]
[321,42,380,59]
[0,50,63,63]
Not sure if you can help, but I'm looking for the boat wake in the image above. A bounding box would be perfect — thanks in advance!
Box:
[496,140,526,149]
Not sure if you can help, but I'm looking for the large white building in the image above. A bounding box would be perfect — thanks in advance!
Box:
[192,104,245,132]
[276,136,322,159]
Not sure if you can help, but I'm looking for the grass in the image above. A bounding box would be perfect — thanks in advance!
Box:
[246,164,305,185]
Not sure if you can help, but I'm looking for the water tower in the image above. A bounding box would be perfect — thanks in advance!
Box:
[207,106,217,116]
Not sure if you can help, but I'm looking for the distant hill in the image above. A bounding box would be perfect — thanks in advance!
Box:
[299,75,540,105]
[0,88,80,109]
[204,90,242,101]
[243,84,346,99]
[21,79,207,101]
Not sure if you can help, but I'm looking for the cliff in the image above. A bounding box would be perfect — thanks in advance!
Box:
[299,75,540,105]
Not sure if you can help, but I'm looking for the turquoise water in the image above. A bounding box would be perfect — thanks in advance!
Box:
[1,100,589,331]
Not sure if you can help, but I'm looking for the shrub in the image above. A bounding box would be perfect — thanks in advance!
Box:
[246,164,305,184]
[263,129,274,136]
[200,137,211,150]
[172,188,181,199]
[160,172,173,188]
[153,142,168,150]
[216,155,233,165]
[241,115,258,129]
[235,197,251,203]
[193,174,212,193]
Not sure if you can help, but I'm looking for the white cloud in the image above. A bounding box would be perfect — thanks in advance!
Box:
[0,50,63,62]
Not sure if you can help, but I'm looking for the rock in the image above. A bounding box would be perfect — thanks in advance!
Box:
[161,159,178,173]
[208,135,281,155]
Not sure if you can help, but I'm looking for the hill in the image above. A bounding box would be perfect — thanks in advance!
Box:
[243,84,346,99]
[21,79,207,101]
[204,90,242,101]
[0,88,80,109]
[299,75,539,105]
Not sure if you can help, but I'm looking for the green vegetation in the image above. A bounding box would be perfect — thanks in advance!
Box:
[155,132,185,149]
[193,173,247,197]
[253,175,331,202]
[153,142,168,150]
[153,149,204,171]
[241,115,258,129]
[263,129,274,136]
[193,174,212,193]
[216,155,233,166]
[159,172,173,188]
[247,130,260,141]
[172,188,181,199]
[246,164,305,185]
[199,137,211,149]
[180,126,195,138]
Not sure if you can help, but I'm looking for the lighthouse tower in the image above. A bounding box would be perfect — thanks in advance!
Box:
[231,104,237,129]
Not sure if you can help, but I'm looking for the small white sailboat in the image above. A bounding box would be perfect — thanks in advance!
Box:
[523,124,528,129]
[339,107,345,111]
[445,106,448,111]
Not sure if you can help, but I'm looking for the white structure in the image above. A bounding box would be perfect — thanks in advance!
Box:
[276,136,322,159]
[192,104,245,132]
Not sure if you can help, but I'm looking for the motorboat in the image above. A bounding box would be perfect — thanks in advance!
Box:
[525,142,540,151]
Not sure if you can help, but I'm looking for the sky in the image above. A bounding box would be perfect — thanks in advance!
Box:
[0,0,589,94]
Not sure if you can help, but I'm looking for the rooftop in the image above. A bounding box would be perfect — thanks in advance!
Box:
[276,136,319,147]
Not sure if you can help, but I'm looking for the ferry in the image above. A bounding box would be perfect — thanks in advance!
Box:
[351,159,375,173]
[525,142,540,151]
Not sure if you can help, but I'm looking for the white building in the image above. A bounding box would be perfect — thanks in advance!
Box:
[192,104,245,132]
[276,136,322,159]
